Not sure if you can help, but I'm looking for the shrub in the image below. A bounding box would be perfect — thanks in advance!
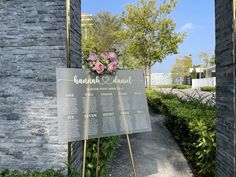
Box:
[200,86,216,92]
[146,89,216,177]
[157,84,175,88]
[156,84,191,89]
[0,169,64,177]
[85,136,121,177]
[172,84,191,89]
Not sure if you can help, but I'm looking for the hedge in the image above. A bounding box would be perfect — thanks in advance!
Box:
[146,89,216,177]
[200,86,216,92]
[157,84,191,89]
[172,84,191,89]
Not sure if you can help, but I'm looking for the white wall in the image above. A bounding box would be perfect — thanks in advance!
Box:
[151,73,172,85]
[192,77,216,88]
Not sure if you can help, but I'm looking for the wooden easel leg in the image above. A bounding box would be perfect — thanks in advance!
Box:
[96,138,100,177]
[82,139,87,177]
[68,142,72,175]
[126,134,137,177]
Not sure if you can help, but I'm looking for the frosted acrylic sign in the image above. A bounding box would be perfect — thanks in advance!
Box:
[56,68,151,143]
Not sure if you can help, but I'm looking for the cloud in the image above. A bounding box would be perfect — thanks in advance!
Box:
[179,23,194,32]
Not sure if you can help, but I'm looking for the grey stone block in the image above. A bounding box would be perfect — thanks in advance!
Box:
[215,0,236,176]
[0,0,82,173]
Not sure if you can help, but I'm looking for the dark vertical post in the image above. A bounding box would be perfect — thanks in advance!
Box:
[66,0,82,173]
[215,0,236,176]
[66,0,71,68]
[66,0,72,172]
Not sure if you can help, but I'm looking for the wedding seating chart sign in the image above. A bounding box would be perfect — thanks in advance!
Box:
[56,68,151,143]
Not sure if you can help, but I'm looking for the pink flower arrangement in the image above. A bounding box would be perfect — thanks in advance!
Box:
[87,52,119,75]
[107,62,117,73]
[94,61,105,74]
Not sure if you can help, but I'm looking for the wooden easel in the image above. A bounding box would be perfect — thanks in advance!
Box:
[66,0,72,173]
[82,84,138,177]
[82,135,137,177]
[66,0,137,176]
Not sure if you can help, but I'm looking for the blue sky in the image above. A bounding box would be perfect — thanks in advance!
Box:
[82,0,215,73]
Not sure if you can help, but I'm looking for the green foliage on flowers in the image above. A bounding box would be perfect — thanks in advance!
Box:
[84,137,121,177]
[146,89,216,177]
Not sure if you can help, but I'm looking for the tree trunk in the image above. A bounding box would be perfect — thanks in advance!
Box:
[144,57,148,88]
[144,66,151,89]
[144,66,148,88]
[148,65,151,89]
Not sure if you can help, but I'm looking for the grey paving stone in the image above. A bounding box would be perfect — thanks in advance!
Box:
[106,111,193,177]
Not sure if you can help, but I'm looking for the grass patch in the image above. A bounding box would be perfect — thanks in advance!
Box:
[200,86,216,92]
[156,84,191,89]
[172,84,191,89]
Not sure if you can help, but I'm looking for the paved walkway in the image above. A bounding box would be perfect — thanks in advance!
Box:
[105,111,193,177]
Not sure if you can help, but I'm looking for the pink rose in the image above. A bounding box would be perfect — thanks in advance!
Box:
[94,61,105,74]
[107,62,117,73]
[88,52,97,61]
[101,52,110,60]
[112,58,118,64]
[109,52,117,60]
[109,52,118,64]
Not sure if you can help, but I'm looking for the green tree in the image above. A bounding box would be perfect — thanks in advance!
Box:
[191,67,197,79]
[82,12,122,63]
[119,0,185,88]
[199,51,215,68]
[92,12,122,51]
[210,55,215,65]
[118,54,141,69]
[171,55,192,84]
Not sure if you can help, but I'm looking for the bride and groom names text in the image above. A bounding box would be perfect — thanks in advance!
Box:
[73,75,132,85]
